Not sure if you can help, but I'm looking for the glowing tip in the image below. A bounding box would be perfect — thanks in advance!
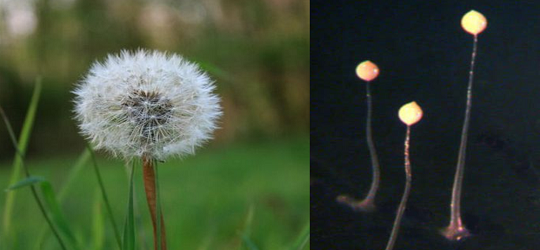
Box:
[461,10,487,35]
[399,101,423,126]
[356,60,379,82]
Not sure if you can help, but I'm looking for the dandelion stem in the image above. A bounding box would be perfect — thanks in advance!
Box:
[142,156,167,250]
[0,106,68,250]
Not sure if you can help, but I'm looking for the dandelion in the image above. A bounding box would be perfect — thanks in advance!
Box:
[74,49,221,250]
[74,49,221,161]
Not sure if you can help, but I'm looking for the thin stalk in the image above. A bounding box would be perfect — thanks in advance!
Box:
[35,149,90,250]
[442,35,478,241]
[88,145,122,249]
[363,81,380,205]
[0,107,24,166]
[122,160,136,250]
[385,126,412,250]
[336,81,380,212]
[142,156,167,250]
[0,106,67,250]
[2,80,41,234]
[133,185,150,249]
[155,160,163,250]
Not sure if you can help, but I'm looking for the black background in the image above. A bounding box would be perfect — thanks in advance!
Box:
[311,1,540,249]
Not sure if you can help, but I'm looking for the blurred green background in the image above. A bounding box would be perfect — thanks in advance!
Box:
[0,137,308,249]
[0,0,309,249]
[0,0,309,157]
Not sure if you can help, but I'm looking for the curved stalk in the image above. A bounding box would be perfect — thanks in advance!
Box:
[337,81,380,212]
[363,81,381,206]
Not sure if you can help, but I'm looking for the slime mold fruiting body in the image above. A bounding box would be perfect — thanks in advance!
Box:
[337,60,381,212]
[442,10,487,241]
[385,101,423,250]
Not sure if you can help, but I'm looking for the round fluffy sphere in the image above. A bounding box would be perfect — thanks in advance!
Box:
[461,10,487,35]
[74,50,222,160]
[398,101,423,126]
[355,60,379,81]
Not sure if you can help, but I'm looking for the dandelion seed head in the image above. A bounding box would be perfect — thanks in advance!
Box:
[74,49,222,160]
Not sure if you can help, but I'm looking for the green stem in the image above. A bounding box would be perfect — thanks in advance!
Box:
[88,145,122,249]
[2,80,41,235]
[0,106,67,250]
[122,161,136,250]
[35,149,90,250]
[155,160,163,250]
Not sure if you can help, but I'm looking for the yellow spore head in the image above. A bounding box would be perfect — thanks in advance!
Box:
[399,101,423,126]
[461,10,487,35]
[356,60,379,82]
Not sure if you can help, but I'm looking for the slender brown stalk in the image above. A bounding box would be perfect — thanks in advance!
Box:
[385,126,412,250]
[336,80,379,212]
[442,35,478,241]
[142,156,167,250]
[363,81,380,208]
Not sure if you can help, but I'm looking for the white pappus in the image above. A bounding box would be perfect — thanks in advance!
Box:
[74,49,222,160]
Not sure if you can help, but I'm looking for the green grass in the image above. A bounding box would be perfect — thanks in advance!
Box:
[0,136,309,250]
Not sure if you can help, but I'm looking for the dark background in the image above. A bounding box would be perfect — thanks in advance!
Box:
[311,1,540,249]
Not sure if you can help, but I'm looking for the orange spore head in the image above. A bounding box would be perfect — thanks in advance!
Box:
[356,60,379,82]
[461,10,487,35]
[399,101,423,126]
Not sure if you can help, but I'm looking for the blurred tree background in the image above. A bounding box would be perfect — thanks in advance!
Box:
[0,0,309,160]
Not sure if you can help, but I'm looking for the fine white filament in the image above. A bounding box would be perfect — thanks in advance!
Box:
[74,50,221,160]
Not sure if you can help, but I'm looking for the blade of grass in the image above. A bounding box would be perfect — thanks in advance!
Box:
[196,61,233,83]
[5,176,45,190]
[34,148,91,249]
[40,181,79,249]
[57,149,91,200]
[243,205,254,236]
[134,187,150,250]
[89,145,122,249]
[92,189,105,250]
[241,235,259,250]
[0,79,68,250]
[2,79,42,234]
[155,160,164,250]
[289,223,309,250]
[240,205,258,250]
[122,161,136,250]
